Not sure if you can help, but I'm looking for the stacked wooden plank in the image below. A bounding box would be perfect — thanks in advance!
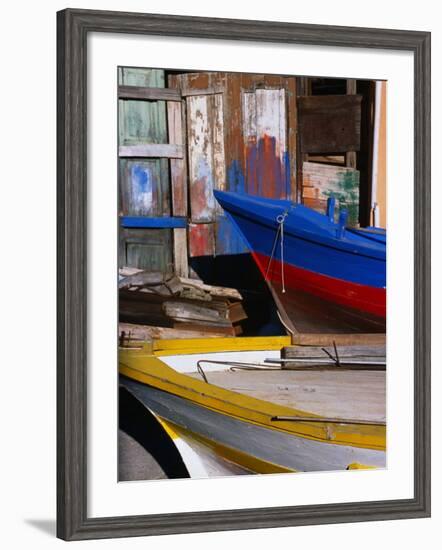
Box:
[280,344,386,369]
[119,267,247,341]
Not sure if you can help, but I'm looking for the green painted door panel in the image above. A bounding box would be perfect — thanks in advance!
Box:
[119,100,168,146]
[118,68,168,146]
[118,67,165,87]
[119,228,173,272]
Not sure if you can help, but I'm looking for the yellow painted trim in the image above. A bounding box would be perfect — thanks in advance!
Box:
[119,347,386,451]
[156,417,179,441]
[161,418,294,474]
[152,335,291,357]
[347,463,378,470]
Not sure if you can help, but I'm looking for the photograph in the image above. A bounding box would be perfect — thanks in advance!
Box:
[0,0,434,545]
[117,67,387,481]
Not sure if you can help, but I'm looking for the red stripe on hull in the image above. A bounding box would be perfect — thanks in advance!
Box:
[252,252,386,318]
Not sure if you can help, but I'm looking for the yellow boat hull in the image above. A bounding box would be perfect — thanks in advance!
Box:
[119,345,386,474]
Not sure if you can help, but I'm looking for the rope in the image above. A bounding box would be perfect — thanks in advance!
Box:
[265,211,288,293]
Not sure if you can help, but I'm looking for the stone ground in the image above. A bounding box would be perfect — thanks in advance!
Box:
[118,429,167,481]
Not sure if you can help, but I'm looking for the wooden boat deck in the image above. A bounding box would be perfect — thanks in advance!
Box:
[120,347,386,471]
[189,369,386,422]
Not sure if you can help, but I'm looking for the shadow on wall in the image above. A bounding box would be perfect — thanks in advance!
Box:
[189,253,285,337]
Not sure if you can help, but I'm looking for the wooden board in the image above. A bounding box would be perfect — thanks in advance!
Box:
[119,228,173,271]
[172,228,189,278]
[119,267,243,301]
[194,369,385,422]
[345,80,358,168]
[118,68,168,147]
[118,67,173,271]
[186,93,225,223]
[167,100,189,277]
[302,161,360,225]
[292,333,386,347]
[119,144,184,158]
[163,301,229,324]
[119,159,170,217]
[167,101,188,217]
[181,86,225,96]
[241,88,289,199]
[119,322,230,341]
[118,85,181,101]
[119,288,242,331]
[188,223,215,258]
[173,322,238,336]
[169,72,297,257]
[298,94,362,154]
[282,344,386,360]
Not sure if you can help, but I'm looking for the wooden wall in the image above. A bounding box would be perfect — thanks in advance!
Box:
[169,72,297,260]
[118,69,384,276]
[118,68,173,271]
[375,82,387,228]
[297,81,363,227]
[118,67,188,276]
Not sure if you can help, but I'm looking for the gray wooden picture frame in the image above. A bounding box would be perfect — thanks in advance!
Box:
[57,8,431,541]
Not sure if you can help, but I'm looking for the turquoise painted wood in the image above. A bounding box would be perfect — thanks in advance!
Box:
[118,68,172,270]
[119,228,173,272]
[118,67,168,146]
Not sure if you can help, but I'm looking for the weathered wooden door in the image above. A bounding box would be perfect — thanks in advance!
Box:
[185,91,226,259]
[118,68,188,275]
[169,72,297,260]
[241,88,290,199]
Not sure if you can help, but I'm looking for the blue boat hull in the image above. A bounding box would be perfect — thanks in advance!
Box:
[214,191,386,318]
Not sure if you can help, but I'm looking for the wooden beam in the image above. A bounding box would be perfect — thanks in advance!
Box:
[282,344,385,362]
[286,78,298,202]
[118,85,181,101]
[296,77,309,203]
[346,79,358,168]
[180,87,224,97]
[167,99,189,278]
[120,216,187,228]
[118,144,184,158]
[172,228,188,278]
[291,332,386,346]
[119,322,229,341]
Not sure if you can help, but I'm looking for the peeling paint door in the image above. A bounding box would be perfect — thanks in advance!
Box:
[170,72,297,260]
[185,87,290,257]
[187,93,226,223]
[118,68,173,271]
[241,88,290,199]
[186,92,226,259]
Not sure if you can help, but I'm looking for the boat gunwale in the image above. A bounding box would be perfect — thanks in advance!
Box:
[151,335,292,357]
[221,200,386,261]
[119,347,386,451]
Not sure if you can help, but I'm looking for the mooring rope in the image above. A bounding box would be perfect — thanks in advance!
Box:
[265,211,288,293]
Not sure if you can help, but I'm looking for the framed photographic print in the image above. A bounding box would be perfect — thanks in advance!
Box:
[57,8,431,541]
